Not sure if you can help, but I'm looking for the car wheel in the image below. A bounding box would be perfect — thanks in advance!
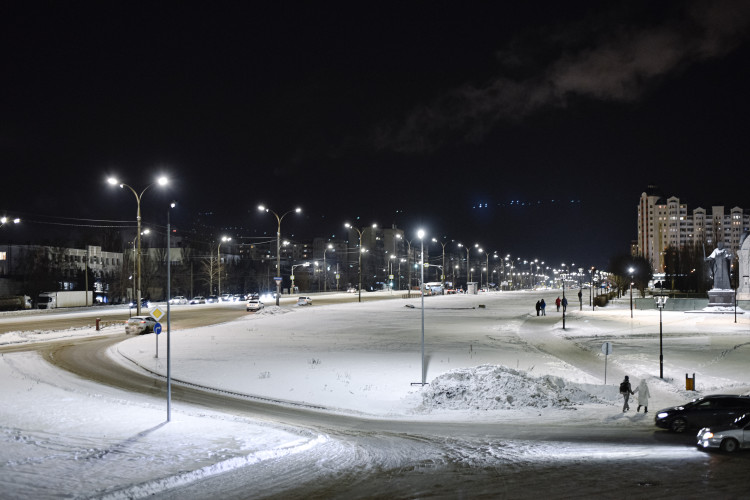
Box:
[670,418,688,433]
[720,438,739,453]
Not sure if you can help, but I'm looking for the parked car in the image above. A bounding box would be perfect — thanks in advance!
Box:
[655,395,750,433]
[125,315,156,334]
[189,296,206,304]
[232,294,245,302]
[246,299,264,312]
[346,287,357,293]
[697,413,750,453]
[169,295,188,305]
[128,298,150,309]
[297,296,312,306]
[260,292,276,302]
[206,295,219,303]
[220,294,232,302]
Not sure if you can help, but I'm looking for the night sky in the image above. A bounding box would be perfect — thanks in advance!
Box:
[3,1,750,269]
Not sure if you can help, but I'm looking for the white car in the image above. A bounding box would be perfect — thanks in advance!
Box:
[297,296,312,306]
[246,299,264,312]
[169,296,188,305]
[189,296,206,304]
[697,413,750,453]
[125,316,157,335]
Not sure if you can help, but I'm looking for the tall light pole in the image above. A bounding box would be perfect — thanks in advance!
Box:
[323,244,333,292]
[291,262,309,293]
[108,176,168,315]
[457,243,476,291]
[412,229,427,386]
[628,266,635,318]
[345,222,377,302]
[166,201,175,422]
[389,254,396,293]
[217,236,231,296]
[655,294,668,379]
[258,205,301,306]
[432,238,447,293]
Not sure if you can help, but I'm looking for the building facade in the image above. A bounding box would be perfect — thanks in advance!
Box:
[637,188,750,272]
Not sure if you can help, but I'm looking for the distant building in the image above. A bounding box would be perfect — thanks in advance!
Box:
[637,187,750,272]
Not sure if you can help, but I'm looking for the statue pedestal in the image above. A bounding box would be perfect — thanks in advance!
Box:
[707,289,735,307]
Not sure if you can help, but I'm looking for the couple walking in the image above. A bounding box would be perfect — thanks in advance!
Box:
[620,375,651,413]
[535,299,546,316]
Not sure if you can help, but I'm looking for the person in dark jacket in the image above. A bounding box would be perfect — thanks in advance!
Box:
[555,296,561,311]
[540,298,546,316]
[535,300,541,316]
[620,375,634,412]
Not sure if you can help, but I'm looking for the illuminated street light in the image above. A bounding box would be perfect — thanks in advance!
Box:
[108,175,168,315]
[413,228,427,386]
[0,216,21,226]
[258,205,302,306]
[291,262,310,293]
[629,267,635,318]
[344,222,377,302]
[323,244,334,292]
[218,236,232,296]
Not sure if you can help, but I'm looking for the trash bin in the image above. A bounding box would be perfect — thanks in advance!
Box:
[686,373,695,391]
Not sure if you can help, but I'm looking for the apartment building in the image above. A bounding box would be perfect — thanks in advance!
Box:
[637,188,750,272]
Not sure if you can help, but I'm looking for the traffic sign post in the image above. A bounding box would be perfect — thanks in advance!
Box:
[601,341,613,383]
[154,321,163,358]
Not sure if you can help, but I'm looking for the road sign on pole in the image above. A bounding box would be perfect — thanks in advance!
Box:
[154,322,162,335]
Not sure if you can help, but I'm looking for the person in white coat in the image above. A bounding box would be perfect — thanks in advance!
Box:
[634,379,651,414]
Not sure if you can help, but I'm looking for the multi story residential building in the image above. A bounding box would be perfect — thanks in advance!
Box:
[637,187,750,272]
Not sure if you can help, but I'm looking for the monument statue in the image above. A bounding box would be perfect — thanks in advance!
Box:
[705,242,732,290]
[739,232,750,300]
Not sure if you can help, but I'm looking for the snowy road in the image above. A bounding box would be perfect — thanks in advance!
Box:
[2,291,749,498]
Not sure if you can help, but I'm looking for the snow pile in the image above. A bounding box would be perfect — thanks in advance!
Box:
[251,305,291,317]
[419,364,611,412]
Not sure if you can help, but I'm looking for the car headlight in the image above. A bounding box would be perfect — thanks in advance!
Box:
[657,412,669,419]
[702,432,714,439]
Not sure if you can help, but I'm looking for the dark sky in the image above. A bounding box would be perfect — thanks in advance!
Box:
[3,1,750,269]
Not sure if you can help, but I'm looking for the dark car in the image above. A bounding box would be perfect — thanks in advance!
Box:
[128,298,150,309]
[655,395,750,433]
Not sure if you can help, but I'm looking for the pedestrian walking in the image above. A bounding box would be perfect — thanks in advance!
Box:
[635,379,651,413]
[561,296,568,312]
[535,300,541,316]
[578,290,583,308]
[540,298,546,315]
[555,296,561,312]
[619,375,634,412]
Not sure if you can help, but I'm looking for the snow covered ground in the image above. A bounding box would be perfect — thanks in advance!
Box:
[1,291,748,498]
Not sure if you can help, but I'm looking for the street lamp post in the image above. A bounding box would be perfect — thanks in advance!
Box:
[323,244,333,292]
[412,229,427,386]
[432,238,447,294]
[258,205,302,306]
[345,222,376,302]
[218,236,231,297]
[166,201,175,422]
[108,176,168,315]
[628,267,635,318]
[388,253,396,295]
[291,262,309,293]
[655,294,668,379]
